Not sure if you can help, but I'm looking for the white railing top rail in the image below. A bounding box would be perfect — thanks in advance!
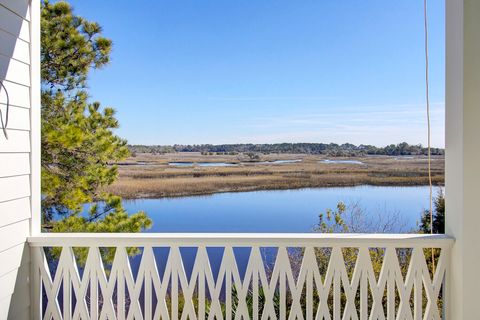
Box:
[28,233,454,248]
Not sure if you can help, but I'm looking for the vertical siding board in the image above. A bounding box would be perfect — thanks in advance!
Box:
[29,0,41,236]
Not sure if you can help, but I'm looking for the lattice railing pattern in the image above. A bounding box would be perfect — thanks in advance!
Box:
[29,234,452,320]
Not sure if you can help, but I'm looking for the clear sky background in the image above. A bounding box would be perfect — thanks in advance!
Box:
[68,0,445,147]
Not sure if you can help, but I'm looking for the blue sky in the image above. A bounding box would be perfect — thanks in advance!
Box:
[69,0,445,147]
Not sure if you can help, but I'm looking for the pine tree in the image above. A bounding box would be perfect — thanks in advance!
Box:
[41,0,151,236]
[419,190,445,234]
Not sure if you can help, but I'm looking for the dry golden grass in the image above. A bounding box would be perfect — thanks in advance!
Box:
[107,153,444,199]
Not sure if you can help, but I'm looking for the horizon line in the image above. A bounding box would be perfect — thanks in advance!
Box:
[127,141,445,149]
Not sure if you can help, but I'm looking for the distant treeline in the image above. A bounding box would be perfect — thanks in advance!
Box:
[128,142,444,157]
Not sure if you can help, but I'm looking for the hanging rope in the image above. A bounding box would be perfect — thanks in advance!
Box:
[0,81,9,139]
[423,0,434,271]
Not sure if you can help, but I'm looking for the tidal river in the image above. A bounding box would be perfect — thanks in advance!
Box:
[104,186,437,281]
[122,185,435,233]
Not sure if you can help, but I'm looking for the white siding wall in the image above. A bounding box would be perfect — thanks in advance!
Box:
[0,0,37,319]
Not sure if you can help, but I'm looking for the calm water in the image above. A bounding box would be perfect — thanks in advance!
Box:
[168,160,302,167]
[321,159,364,165]
[253,159,302,165]
[168,162,239,167]
[122,186,433,233]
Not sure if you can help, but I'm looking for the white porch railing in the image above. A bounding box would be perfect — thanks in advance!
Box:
[28,233,453,320]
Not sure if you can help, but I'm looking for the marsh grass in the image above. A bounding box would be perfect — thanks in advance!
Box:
[107,153,444,199]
